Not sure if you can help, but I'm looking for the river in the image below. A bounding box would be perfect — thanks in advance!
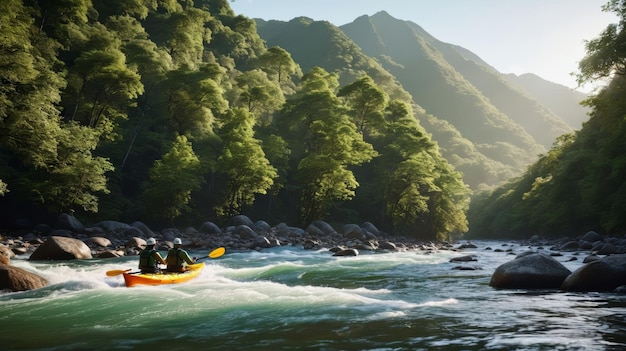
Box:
[1,241,625,350]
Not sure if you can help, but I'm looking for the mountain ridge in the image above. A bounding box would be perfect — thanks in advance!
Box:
[255,11,587,189]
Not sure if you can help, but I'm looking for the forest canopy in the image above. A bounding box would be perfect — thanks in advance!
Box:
[0,0,470,241]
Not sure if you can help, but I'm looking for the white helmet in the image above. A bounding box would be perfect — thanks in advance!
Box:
[146,237,156,245]
[173,238,182,245]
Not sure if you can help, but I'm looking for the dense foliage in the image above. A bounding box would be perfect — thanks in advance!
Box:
[0,0,470,240]
[467,0,626,238]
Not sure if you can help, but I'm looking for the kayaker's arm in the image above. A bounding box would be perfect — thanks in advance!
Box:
[154,252,166,265]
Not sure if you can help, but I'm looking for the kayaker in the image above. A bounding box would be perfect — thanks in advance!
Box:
[165,238,197,272]
[138,237,166,273]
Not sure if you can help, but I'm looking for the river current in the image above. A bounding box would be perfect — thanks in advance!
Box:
[1,241,625,350]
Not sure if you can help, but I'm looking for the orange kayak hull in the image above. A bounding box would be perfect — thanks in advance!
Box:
[122,262,205,287]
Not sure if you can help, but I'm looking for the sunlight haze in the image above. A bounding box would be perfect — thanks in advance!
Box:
[230,0,618,92]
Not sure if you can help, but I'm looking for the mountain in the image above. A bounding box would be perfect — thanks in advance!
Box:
[504,73,590,130]
[254,11,585,190]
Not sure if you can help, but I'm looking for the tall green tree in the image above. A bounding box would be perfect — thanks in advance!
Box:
[214,108,278,217]
[1,0,115,215]
[232,69,284,121]
[141,135,203,223]
[338,76,387,136]
[279,67,377,223]
[256,46,302,93]
[159,65,227,137]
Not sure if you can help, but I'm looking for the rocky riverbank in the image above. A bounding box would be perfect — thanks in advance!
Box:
[0,213,450,262]
[2,213,626,293]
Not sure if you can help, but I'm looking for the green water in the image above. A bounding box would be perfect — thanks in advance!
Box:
[1,242,626,350]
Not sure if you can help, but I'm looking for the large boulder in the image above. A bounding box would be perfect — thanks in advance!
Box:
[54,213,85,232]
[200,221,222,235]
[29,236,92,260]
[490,252,571,289]
[561,254,626,292]
[0,265,48,291]
[227,215,255,228]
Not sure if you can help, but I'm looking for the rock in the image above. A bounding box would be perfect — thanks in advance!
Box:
[85,237,111,248]
[489,252,571,289]
[332,248,359,257]
[94,220,132,232]
[355,243,375,251]
[311,220,337,235]
[342,224,364,240]
[360,222,380,237]
[561,254,626,292]
[452,266,482,270]
[1,244,15,262]
[29,236,93,260]
[305,223,325,237]
[96,250,123,259]
[233,225,257,239]
[450,255,477,262]
[227,215,255,228]
[248,236,272,249]
[255,221,271,232]
[379,241,397,250]
[595,243,616,255]
[54,213,85,232]
[583,255,601,263]
[582,231,602,243]
[0,265,48,291]
[126,237,146,249]
[200,221,222,234]
[456,243,477,249]
[130,221,156,237]
[559,241,580,251]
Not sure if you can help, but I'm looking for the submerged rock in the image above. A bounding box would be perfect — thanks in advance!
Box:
[490,252,571,289]
[332,248,359,257]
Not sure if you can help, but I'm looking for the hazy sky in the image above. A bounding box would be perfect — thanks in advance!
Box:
[229,0,618,92]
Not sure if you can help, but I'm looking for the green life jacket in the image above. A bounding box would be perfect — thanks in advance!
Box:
[139,248,158,270]
[166,248,185,267]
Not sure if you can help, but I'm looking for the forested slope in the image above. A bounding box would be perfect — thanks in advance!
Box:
[0,0,471,241]
[256,11,586,190]
[467,1,626,238]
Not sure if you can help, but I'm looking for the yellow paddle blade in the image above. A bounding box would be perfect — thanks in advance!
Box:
[106,269,131,277]
[209,247,226,259]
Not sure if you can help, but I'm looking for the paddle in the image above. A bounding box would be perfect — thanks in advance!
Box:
[105,247,226,277]
[197,246,226,261]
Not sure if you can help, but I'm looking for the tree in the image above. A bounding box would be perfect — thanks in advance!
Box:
[141,135,203,223]
[338,76,387,136]
[577,0,626,86]
[232,69,284,121]
[279,67,377,223]
[214,108,278,217]
[256,46,302,92]
[160,65,227,137]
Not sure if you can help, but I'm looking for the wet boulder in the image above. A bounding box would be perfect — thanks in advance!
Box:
[29,236,92,261]
[0,265,48,291]
[332,248,359,257]
[561,254,626,292]
[490,252,571,289]
[0,244,15,263]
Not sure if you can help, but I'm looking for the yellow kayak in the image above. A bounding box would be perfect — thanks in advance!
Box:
[123,262,205,287]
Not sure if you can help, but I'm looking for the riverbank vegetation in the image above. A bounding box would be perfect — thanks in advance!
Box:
[467,0,626,238]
